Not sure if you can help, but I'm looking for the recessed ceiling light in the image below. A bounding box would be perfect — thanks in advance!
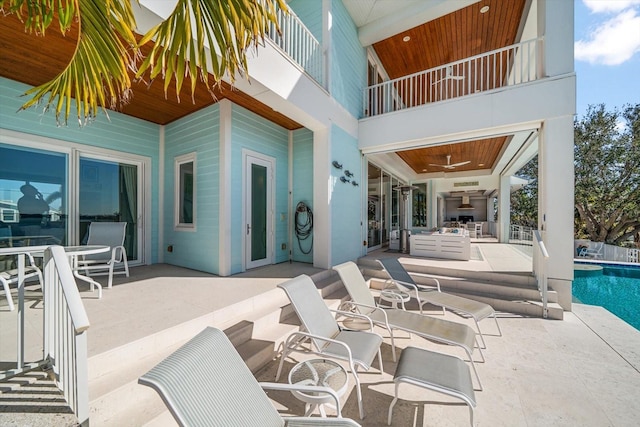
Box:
[480,6,490,13]
[403,36,411,42]
[478,163,485,166]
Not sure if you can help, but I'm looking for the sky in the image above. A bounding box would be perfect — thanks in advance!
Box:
[574,0,640,119]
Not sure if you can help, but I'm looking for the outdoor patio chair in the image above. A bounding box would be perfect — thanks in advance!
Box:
[1,251,43,311]
[276,274,384,419]
[577,243,603,259]
[333,261,483,390]
[139,327,361,427]
[77,222,129,288]
[377,257,501,349]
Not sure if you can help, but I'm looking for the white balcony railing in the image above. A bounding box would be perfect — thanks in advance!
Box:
[364,37,543,117]
[267,5,325,88]
[509,224,534,244]
[0,245,90,425]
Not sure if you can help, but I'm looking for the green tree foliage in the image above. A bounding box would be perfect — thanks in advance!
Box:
[3,0,286,126]
[574,104,640,246]
[510,155,538,228]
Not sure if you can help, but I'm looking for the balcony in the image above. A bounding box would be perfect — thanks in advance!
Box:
[364,38,543,117]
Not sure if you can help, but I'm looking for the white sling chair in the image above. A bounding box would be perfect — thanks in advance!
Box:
[77,222,129,288]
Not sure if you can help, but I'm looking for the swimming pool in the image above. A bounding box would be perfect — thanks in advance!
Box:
[573,263,640,331]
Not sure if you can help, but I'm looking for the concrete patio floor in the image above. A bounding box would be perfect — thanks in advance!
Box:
[2,242,639,426]
[254,302,640,427]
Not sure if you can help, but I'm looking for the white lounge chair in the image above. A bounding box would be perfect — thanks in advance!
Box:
[333,261,484,390]
[276,274,383,419]
[139,327,360,426]
[77,222,129,288]
[377,257,501,349]
[1,252,43,311]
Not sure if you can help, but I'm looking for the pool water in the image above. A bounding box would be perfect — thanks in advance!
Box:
[573,264,640,331]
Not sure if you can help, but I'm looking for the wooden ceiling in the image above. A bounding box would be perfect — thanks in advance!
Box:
[369,0,527,174]
[0,11,302,129]
[396,137,508,174]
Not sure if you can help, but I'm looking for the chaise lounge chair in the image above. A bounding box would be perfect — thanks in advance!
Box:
[139,326,361,426]
[276,274,384,419]
[377,257,501,348]
[333,261,484,390]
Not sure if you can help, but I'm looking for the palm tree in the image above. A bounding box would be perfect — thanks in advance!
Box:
[4,0,286,125]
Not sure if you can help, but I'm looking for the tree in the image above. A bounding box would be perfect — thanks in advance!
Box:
[510,155,538,228]
[3,0,286,125]
[574,104,640,246]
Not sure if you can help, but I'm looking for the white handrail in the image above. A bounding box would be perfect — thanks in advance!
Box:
[364,37,543,117]
[0,245,89,425]
[533,230,549,318]
[43,245,90,425]
[266,4,325,87]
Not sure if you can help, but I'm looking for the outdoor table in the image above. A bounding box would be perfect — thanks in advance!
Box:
[288,358,348,417]
[65,245,110,299]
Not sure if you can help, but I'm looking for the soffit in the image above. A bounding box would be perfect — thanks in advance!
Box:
[0,13,302,129]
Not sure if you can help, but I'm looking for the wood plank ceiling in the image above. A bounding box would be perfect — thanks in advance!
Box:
[371,0,527,173]
[0,11,302,129]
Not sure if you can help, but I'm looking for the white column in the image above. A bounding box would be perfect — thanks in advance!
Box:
[313,127,331,269]
[539,115,574,309]
[218,100,233,276]
[538,0,574,77]
[498,175,511,243]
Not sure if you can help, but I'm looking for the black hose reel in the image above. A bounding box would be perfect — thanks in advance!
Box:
[294,201,313,255]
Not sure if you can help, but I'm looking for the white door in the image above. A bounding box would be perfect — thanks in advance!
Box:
[244,152,274,269]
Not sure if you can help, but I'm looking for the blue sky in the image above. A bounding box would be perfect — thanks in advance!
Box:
[574,0,640,119]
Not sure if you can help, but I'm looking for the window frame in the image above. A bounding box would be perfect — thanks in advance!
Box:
[174,152,197,231]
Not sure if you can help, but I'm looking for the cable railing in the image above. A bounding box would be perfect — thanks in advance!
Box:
[364,37,543,117]
[0,245,89,425]
[533,230,549,319]
[267,5,325,88]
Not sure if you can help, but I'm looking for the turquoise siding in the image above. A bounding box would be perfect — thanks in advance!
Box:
[330,0,366,118]
[230,104,289,274]
[163,105,220,273]
[330,124,362,265]
[291,128,314,263]
[288,0,323,42]
[0,77,161,263]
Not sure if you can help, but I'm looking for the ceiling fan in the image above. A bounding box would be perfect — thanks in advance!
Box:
[431,66,465,85]
[429,154,471,169]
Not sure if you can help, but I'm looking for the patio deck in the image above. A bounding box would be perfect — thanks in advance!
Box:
[2,243,639,426]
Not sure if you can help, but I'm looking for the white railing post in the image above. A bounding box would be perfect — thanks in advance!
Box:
[533,230,549,318]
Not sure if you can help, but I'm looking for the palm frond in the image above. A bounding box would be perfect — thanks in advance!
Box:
[135,0,287,100]
[16,0,138,125]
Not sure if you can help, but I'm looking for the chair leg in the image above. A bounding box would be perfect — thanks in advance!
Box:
[493,313,502,337]
[386,325,397,362]
[1,278,15,311]
[474,318,487,349]
[350,362,365,419]
[466,348,483,391]
[108,262,115,289]
[387,382,401,425]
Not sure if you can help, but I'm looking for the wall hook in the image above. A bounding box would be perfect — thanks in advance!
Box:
[332,160,343,169]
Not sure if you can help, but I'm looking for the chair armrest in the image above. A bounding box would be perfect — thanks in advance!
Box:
[285,331,354,362]
[285,417,361,426]
[339,301,390,326]
[407,273,441,291]
[260,382,342,416]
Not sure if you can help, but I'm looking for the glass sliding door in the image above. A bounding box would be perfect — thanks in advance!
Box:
[0,144,68,247]
[79,157,139,261]
[367,163,381,249]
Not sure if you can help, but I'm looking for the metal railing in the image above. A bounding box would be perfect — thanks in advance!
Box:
[533,230,549,319]
[509,224,534,244]
[267,5,325,88]
[0,245,90,425]
[364,37,543,117]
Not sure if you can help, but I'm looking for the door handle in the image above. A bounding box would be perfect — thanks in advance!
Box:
[246,224,251,235]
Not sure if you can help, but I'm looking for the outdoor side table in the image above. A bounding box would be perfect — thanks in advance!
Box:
[378,288,411,310]
[288,358,348,417]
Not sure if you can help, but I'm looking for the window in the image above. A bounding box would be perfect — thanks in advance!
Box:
[175,153,196,230]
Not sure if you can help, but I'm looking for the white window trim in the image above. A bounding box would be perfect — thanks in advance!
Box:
[174,152,197,232]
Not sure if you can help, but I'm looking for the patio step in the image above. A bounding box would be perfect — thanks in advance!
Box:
[357,257,562,320]
[88,269,341,426]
